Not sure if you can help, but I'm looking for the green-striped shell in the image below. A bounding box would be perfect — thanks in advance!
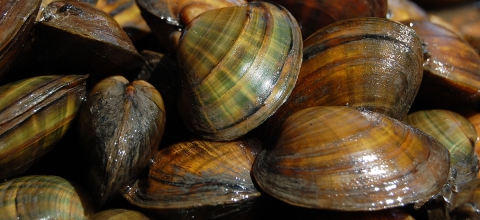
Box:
[176,1,303,141]
[0,75,87,180]
[253,106,450,211]
[405,109,479,185]
[0,175,94,219]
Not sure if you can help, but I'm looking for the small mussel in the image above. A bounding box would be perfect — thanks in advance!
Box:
[78,75,166,207]
[253,106,450,211]
[0,175,94,219]
[35,1,145,78]
[0,0,42,81]
[0,75,87,180]
[90,209,151,220]
[123,138,262,219]
[404,109,479,186]
[406,20,480,110]
[176,1,303,141]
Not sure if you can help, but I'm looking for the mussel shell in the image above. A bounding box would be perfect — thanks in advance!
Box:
[123,138,262,219]
[265,17,423,143]
[404,109,478,185]
[35,1,145,78]
[406,20,480,109]
[90,209,151,220]
[79,75,166,207]
[253,106,450,211]
[0,0,41,81]
[0,75,87,180]
[270,0,388,39]
[176,1,303,141]
[0,175,94,219]
[387,0,428,22]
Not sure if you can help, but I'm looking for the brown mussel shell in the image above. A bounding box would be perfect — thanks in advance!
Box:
[265,17,423,143]
[406,20,480,110]
[0,0,41,81]
[35,1,145,78]
[270,0,388,40]
[176,1,302,141]
[404,109,478,186]
[0,75,87,180]
[78,75,166,208]
[123,138,262,219]
[253,106,450,211]
[0,175,95,219]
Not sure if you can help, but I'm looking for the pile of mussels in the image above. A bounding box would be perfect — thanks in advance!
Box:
[1,0,480,219]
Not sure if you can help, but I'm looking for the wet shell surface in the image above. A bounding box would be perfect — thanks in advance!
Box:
[0,175,94,219]
[407,20,480,109]
[265,17,423,142]
[404,109,478,185]
[78,75,166,207]
[253,106,450,211]
[176,1,303,141]
[0,0,41,81]
[0,75,87,180]
[124,138,262,219]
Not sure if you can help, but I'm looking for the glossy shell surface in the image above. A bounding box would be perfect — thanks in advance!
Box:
[124,138,262,219]
[0,75,87,179]
[0,175,94,219]
[79,76,166,207]
[266,17,423,142]
[176,1,303,141]
[254,106,450,211]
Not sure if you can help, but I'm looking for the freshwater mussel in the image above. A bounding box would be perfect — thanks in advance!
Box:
[78,75,166,208]
[254,106,451,211]
[0,75,87,180]
[176,1,303,141]
[124,138,262,219]
[0,0,41,81]
[0,0,476,219]
[0,175,94,219]
[265,17,424,142]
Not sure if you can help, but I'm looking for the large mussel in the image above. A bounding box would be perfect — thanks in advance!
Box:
[265,17,424,142]
[176,1,303,141]
[254,106,450,211]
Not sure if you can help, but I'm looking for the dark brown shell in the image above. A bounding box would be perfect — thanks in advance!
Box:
[78,76,166,207]
[124,138,262,219]
[34,1,145,78]
[0,0,41,81]
[407,20,480,110]
[254,106,450,211]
